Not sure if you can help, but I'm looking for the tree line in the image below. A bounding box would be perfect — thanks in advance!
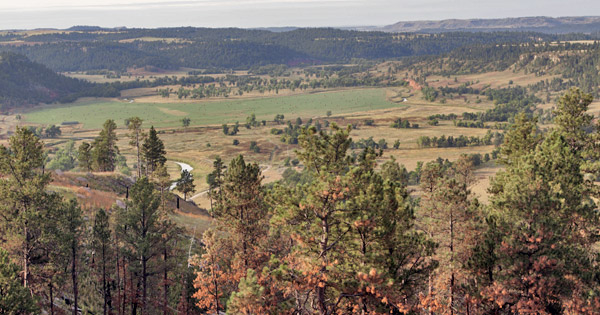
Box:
[1,29,573,72]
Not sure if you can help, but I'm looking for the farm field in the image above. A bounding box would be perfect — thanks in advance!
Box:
[23,88,405,129]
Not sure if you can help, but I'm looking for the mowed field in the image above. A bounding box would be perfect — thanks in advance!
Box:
[23,88,405,129]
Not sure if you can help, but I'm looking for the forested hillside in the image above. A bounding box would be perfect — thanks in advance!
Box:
[0,28,585,71]
[0,52,118,111]
[404,41,600,97]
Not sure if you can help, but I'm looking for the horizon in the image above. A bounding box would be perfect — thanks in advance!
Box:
[3,15,600,32]
[2,0,600,30]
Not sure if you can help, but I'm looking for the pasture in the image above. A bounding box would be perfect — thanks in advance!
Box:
[24,88,405,129]
[23,66,539,235]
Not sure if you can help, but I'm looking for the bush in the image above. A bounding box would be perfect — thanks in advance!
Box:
[250,141,260,153]
[232,139,239,146]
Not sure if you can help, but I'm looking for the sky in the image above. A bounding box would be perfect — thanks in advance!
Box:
[1,0,600,30]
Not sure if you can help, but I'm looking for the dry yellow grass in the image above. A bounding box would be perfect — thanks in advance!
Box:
[31,84,505,206]
[470,162,504,204]
[428,70,557,90]
[36,65,561,211]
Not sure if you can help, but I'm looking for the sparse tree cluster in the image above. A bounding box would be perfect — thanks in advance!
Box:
[77,119,166,176]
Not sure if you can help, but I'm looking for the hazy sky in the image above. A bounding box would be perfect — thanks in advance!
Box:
[1,0,600,30]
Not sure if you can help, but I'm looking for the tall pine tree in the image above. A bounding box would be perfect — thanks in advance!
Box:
[142,126,166,175]
[92,119,119,172]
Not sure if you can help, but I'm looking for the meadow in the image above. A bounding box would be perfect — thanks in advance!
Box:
[23,88,405,129]
[23,67,548,234]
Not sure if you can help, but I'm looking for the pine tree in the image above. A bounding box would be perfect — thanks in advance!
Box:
[57,199,84,315]
[127,117,146,178]
[212,155,266,268]
[92,208,113,315]
[271,124,354,314]
[176,170,195,201]
[193,229,238,314]
[152,164,172,212]
[193,156,268,313]
[344,149,436,313]
[418,156,481,314]
[0,127,58,291]
[499,113,541,166]
[482,89,600,313]
[157,219,184,314]
[92,119,119,172]
[0,248,38,314]
[206,156,225,212]
[77,142,93,172]
[116,177,163,313]
[271,125,434,314]
[226,269,266,315]
[142,126,166,175]
[553,87,594,152]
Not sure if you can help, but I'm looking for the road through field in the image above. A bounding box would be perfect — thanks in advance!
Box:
[188,164,272,202]
[169,161,194,190]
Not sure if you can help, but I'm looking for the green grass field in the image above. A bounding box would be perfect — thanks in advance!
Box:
[25,88,404,129]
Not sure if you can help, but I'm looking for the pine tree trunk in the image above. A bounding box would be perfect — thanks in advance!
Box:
[450,209,454,315]
[143,257,147,314]
[102,243,108,315]
[208,188,213,215]
[428,274,433,315]
[116,234,123,315]
[123,268,128,315]
[49,281,54,315]
[161,187,165,212]
[132,271,138,315]
[360,233,367,314]
[318,217,329,315]
[23,223,29,288]
[241,207,248,268]
[72,241,79,315]
[163,247,169,315]
[211,254,219,313]
[136,134,141,178]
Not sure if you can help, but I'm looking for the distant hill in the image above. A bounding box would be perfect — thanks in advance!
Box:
[0,27,572,72]
[379,16,600,34]
[0,52,118,111]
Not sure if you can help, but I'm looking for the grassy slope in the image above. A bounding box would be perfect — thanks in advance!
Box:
[24,88,405,129]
